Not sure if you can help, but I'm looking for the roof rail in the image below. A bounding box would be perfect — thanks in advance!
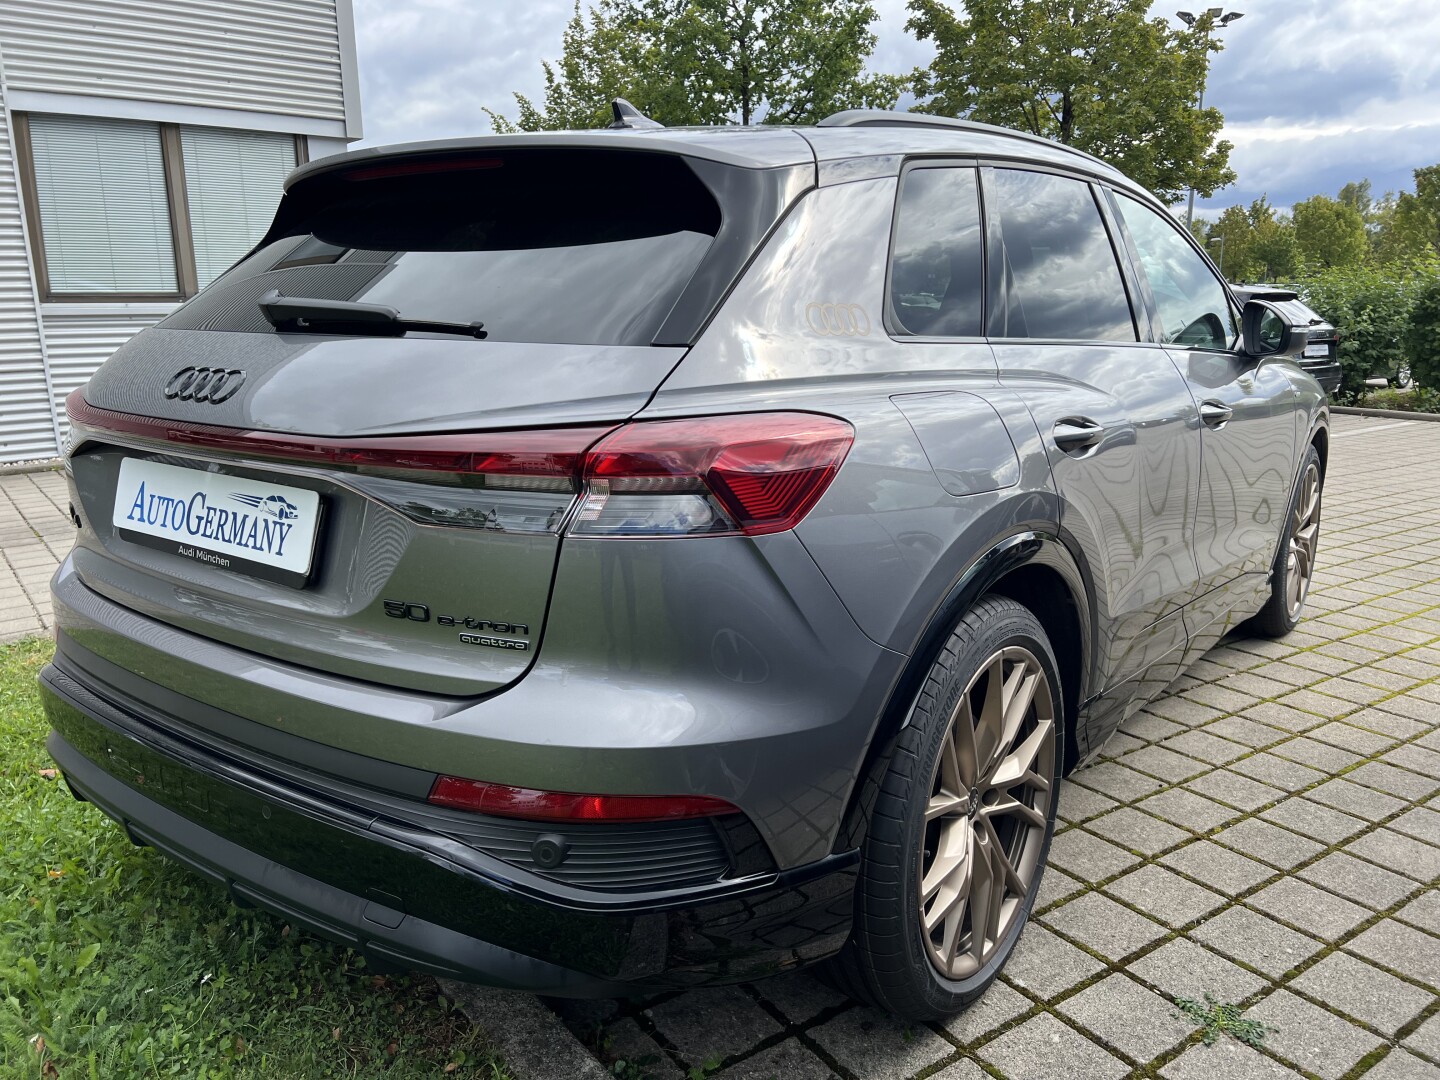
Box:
[817,110,1116,173]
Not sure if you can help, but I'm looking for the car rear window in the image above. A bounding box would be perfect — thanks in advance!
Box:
[157,149,722,346]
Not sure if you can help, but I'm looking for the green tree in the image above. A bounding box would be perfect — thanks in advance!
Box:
[1199,195,1297,282]
[490,0,905,131]
[1406,276,1440,389]
[906,0,1235,203]
[1292,194,1368,269]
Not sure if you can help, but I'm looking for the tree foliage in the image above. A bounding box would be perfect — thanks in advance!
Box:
[905,0,1234,203]
[1403,275,1440,390]
[1202,196,1298,282]
[1292,195,1368,270]
[490,0,905,131]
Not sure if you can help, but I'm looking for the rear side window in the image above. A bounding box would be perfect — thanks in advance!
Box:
[889,167,984,337]
[158,150,721,346]
[1115,193,1237,351]
[983,169,1136,342]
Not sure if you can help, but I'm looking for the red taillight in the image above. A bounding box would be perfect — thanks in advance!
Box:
[427,775,739,822]
[575,413,854,537]
[66,392,853,536]
[65,391,610,488]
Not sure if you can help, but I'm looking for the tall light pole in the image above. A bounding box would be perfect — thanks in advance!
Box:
[1209,235,1226,279]
[1177,8,1243,230]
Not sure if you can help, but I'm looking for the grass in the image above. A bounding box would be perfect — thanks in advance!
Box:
[0,637,511,1079]
[1173,993,1276,1049]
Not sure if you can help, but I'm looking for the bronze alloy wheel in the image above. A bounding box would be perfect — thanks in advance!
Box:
[1286,460,1322,619]
[918,645,1056,980]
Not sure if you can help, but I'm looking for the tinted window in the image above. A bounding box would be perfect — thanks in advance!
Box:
[983,169,1135,341]
[889,168,984,337]
[158,150,720,346]
[1116,193,1237,351]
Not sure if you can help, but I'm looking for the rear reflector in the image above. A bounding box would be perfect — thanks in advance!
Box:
[427,775,739,822]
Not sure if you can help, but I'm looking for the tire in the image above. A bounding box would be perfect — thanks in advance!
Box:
[1394,366,1413,390]
[1250,445,1323,638]
[828,595,1063,1020]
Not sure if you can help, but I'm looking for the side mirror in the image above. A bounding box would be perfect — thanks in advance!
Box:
[1241,299,1305,359]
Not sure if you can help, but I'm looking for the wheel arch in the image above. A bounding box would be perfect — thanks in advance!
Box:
[832,529,1094,853]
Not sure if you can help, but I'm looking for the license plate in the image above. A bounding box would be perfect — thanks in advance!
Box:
[1303,343,1330,358]
[113,458,322,588]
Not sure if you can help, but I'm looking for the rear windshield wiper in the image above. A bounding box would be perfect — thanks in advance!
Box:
[259,290,487,339]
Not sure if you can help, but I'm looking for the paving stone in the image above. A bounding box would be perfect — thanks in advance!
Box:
[1290,951,1435,1036]
[1384,743,1440,780]
[1144,696,1225,726]
[1099,732,1147,759]
[1364,1049,1440,1080]
[1120,713,1186,743]
[1127,937,1268,1003]
[1000,924,1106,999]
[1405,1013,1440,1060]
[1304,779,1408,822]
[1272,737,1364,773]
[978,1012,1127,1080]
[1349,761,1440,801]
[1244,701,1328,733]
[1105,864,1226,928]
[1163,730,1250,765]
[1276,688,1359,719]
[1208,715,1291,749]
[750,970,846,1026]
[941,980,1032,1045]
[1389,807,1440,847]
[1214,818,1326,870]
[602,1018,685,1080]
[1298,852,1419,910]
[1121,744,1211,783]
[1347,919,1440,989]
[1380,696,1440,724]
[1058,780,1120,824]
[1159,1039,1304,1080]
[1183,684,1263,715]
[1247,878,1371,941]
[1138,787,1239,831]
[1034,860,1086,910]
[1345,828,1440,882]
[1353,710,1430,740]
[1042,891,1168,960]
[1085,807,1191,855]
[1057,972,1196,1062]
[1229,752,1325,793]
[1312,677,1391,705]
[1161,841,1276,894]
[1396,890,1440,934]
[711,1039,838,1080]
[1261,797,1368,844]
[1186,769,1284,811]
[1047,827,1141,882]
[1245,989,1384,1080]
[647,986,783,1067]
[1309,720,1400,755]
[1071,761,1166,802]
[1191,906,1323,977]
[926,1064,988,1080]
[807,1006,951,1080]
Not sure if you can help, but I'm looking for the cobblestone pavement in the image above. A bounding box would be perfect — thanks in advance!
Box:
[0,468,69,642]
[553,415,1440,1080]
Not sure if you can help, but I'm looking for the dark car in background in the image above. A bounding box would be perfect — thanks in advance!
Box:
[1232,286,1342,396]
[42,107,1328,1021]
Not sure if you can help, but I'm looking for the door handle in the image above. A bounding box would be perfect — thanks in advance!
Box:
[1199,401,1233,429]
[1052,417,1105,453]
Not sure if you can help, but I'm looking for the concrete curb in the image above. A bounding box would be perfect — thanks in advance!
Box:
[438,981,609,1080]
[1332,405,1440,422]
[0,458,62,475]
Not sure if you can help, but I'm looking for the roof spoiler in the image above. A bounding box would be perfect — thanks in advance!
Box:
[609,99,664,130]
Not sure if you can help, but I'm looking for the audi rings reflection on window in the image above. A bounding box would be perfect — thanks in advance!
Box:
[805,302,871,337]
[162,367,246,404]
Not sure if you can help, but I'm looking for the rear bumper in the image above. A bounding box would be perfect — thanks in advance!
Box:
[41,661,859,994]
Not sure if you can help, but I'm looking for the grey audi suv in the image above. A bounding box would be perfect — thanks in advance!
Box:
[41,106,1327,1021]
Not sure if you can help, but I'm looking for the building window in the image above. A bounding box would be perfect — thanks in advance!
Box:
[15,113,300,302]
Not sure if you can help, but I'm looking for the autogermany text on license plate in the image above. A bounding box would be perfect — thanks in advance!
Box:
[112,458,322,588]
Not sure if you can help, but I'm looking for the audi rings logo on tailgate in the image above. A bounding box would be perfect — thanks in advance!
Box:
[163,367,246,404]
[805,302,871,337]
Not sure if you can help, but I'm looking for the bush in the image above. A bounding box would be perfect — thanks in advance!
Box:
[1404,276,1440,389]
[1294,256,1439,398]
[1357,386,1440,413]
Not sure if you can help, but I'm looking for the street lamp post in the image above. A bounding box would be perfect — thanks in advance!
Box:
[1177,8,1243,230]
[1209,235,1226,279]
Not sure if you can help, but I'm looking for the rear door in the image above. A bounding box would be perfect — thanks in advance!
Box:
[1108,190,1299,643]
[983,167,1203,732]
[65,146,802,698]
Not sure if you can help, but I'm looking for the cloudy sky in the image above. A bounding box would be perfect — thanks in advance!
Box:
[350,0,1440,215]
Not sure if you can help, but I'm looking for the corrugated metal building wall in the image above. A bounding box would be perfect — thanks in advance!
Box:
[0,0,360,462]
